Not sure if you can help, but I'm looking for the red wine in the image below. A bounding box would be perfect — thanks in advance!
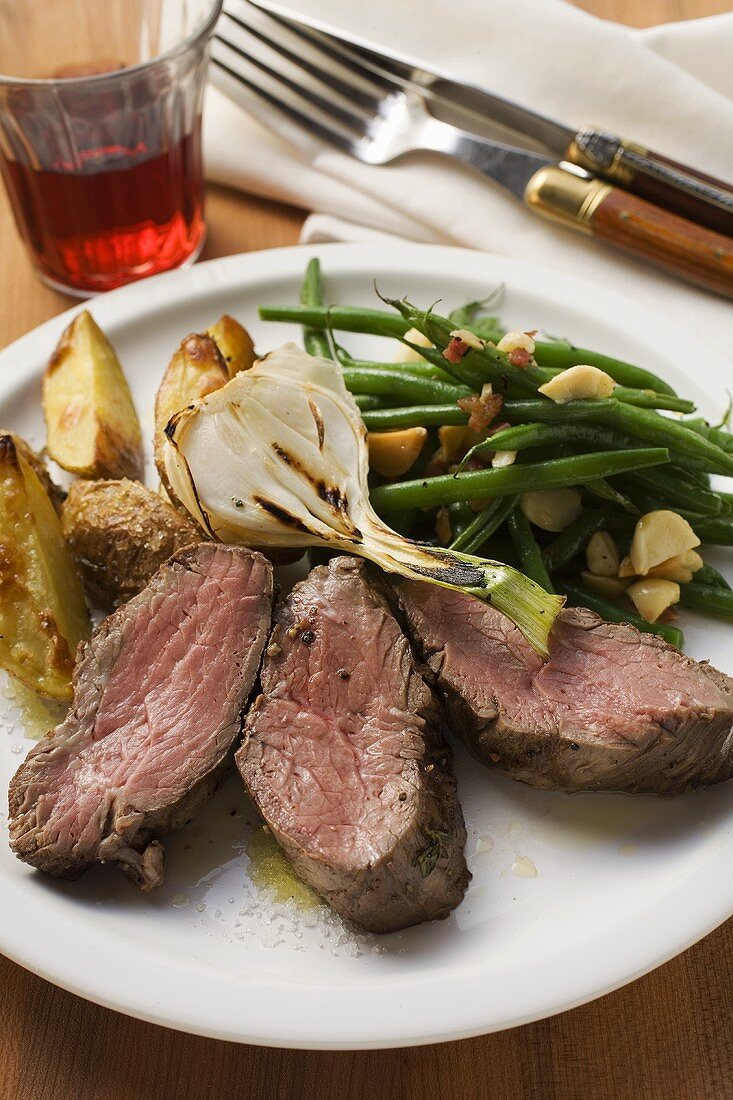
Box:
[1,121,205,294]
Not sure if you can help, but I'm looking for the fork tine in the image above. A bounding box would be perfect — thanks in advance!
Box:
[214,17,371,138]
[246,2,416,88]
[210,38,362,157]
[222,2,388,115]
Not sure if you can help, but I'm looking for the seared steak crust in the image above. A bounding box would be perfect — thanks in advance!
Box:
[237,557,469,933]
[400,583,733,796]
[9,543,273,888]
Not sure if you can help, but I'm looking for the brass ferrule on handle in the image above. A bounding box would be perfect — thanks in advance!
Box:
[524,166,611,233]
[565,128,638,185]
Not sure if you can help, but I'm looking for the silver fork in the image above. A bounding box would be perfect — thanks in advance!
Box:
[211,0,551,193]
[210,1,733,298]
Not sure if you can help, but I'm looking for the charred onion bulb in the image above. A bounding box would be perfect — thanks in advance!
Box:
[163,343,564,656]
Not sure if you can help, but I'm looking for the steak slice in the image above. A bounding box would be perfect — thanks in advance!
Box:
[400,582,733,796]
[9,543,273,889]
[237,556,469,933]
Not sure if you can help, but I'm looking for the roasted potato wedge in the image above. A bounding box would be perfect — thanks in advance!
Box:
[3,432,65,513]
[207,314,256,377]
[43,311,143,480]
[61,478,202,610]
[0,433,90,699]
[154,333,228,492]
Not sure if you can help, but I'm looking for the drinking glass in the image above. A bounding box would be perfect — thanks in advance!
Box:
[0,0,223,296]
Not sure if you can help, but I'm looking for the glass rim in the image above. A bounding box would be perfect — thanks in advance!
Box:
[0,0,224,87]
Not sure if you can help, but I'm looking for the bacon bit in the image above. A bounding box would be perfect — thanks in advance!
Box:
[460,456,487,474]
[486,420,511,437]
[443,336,470,364]
[457,390,504,433]
[508,347,532,368]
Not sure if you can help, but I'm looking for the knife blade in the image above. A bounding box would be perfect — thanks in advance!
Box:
[258,1,733,237]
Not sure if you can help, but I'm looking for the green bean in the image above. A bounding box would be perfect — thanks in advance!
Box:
[507,508,555,592]
[262,302,682,400]
[347,358,458,384]
[460,532,519,568]
[494,398,733,475]
[299,259,331,358]
[259,304,408,339]
[334,344,354,364]
[691,517,733,545]
[611,388,694,413]
[623,468,724,517]
[615,479,674,517]
[450,323,678,397]
[542,508,618,573]
[402,337,494,393]
[354,394,384,412]
[449,495,519,553]
[678,465,712,487]
[480,331,679,399]
[606,404,733,476]
[557,578,684,648]
[501,398,619,424]
[395,301,546,395]
[679,582,733,620]
[369,448,669,512]
[492,419,706,475]
[582,478,640,514]
[682,417,733,453]
[444,501,475,542]
[694,564,732,590]
[531,340,677,396]
[361,404,467,430]
[532,366,690,411]
[669,464,716,491]
[461,422,640,469]
[342,367,468,404]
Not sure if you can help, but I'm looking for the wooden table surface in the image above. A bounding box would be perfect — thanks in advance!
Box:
[2,2,732,1097]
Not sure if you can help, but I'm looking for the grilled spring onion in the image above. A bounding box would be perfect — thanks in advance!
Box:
[163,343,563,656]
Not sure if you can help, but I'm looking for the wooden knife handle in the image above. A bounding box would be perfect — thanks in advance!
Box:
[566,129,733,238]
[525,166,733,299]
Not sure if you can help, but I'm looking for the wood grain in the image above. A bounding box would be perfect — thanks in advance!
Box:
[569,0,731,26]
[590,186,733,297]
[1,2,733,1098]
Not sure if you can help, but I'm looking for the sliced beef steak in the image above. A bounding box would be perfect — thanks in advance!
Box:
[400,583,733,796]
[9,543,273,889]
[237,557,469,933]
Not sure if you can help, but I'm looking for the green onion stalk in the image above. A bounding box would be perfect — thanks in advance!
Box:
[162,342,564,657]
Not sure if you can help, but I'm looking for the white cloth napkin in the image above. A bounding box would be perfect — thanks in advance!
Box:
[204,0,733,360]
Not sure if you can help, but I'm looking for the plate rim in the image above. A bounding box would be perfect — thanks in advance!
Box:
[1,240,732,1049]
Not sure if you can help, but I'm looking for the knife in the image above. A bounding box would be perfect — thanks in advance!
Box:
[213,4,733,298]
[260,3,733,239]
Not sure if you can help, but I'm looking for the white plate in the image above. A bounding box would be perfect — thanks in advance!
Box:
[1,243,732,1050]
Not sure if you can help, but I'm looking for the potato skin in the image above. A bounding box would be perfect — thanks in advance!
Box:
[43,311,143,480]
[0,431,65,513]
[61,479,202,610]
[207,314,256,377]
[154,333,228,495]
[0,433,90,699]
